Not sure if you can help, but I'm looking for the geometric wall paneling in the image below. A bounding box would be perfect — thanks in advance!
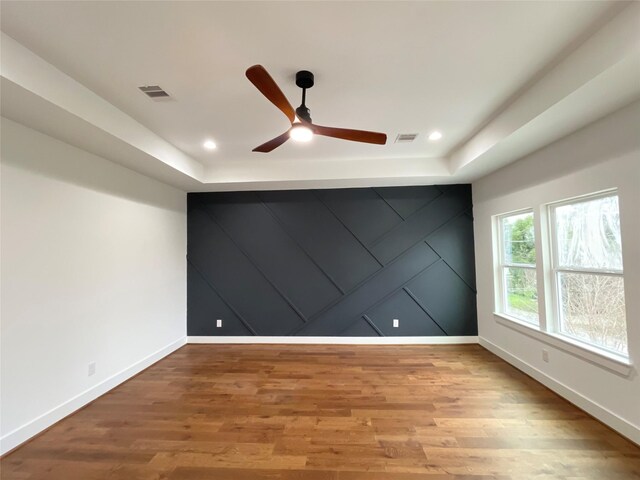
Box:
[339,317,382,337]
[294,242,440,336]
[369,185,471,264]
[187,263,253,336]
[188,207,304,335]
[405,258,478,336]
[199,192,341,318]
[258,190,381,292]
[425,212,477,289]
[364,289,446,336]
[373,185,443,219]
[188,185,477,336]
[315,188,404,246]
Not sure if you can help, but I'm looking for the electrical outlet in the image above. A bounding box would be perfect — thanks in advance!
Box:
[88,361,96,377]
[216,319,223,328]
[392,319,399,328]
[542,350,549,363]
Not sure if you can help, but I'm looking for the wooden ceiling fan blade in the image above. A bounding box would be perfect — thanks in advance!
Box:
[252,130,291,153]
[246,65,295,123]
[311,124,387,145]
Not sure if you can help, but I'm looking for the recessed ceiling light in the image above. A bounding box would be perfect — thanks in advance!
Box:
[428,131,443,141]
[203,139,217,150]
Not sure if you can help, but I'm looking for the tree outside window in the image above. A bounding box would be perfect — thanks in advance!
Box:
[500,211,538,324]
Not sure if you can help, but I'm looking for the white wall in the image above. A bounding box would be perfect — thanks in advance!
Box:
[0,118,187,454]
[473,100,640,444]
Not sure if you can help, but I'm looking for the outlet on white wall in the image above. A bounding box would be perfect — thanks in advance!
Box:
[542,350,549,363]
[88,361,96,377]
[392,319,399,328]
[216,319,223,328]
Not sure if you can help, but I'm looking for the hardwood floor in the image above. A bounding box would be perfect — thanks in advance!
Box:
[2,344,639,479]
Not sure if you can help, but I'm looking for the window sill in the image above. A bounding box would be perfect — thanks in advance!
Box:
[493,312,633,377]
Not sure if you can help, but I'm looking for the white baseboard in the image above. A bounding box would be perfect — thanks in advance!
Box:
[479,337,640,446]
[0,336,186,456]
[187,336,478,345]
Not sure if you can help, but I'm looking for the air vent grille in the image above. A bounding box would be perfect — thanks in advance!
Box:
[395,133,418,143]
[138,85,170,98]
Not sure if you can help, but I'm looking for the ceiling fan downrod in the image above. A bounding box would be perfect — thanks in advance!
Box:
[295,70,314,123]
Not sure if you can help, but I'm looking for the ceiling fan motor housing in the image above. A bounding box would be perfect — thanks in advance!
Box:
[295,70,314,89]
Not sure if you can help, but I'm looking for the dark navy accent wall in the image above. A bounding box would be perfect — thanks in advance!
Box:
[187,185,477,336]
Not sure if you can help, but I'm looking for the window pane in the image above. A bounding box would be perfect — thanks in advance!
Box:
[504,267,538,323]
[555,195,622,270]
[502,212,536,264]
[558,272,627,355]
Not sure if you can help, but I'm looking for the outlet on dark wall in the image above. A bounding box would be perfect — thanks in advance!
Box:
[187,185,477,337]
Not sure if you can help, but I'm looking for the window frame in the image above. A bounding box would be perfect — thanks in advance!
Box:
[496,209,539,325]
[547,190,627,356]
[491,190,631,376]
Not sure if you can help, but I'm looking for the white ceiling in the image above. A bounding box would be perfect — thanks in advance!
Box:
[1,1,638,191]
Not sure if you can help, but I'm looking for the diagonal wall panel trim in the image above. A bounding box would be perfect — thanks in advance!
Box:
[188,185,477,337]
[370,187,471,264]
[295,243,440,336]
[361,315,385,337]
[406,260,477,336]
[373,186,443,220]
[259,190,381,291]
[425,212,477,290]
[439,256,476,293]
[367,289,446,337]
[201,205,310,322]
[314,188,402,247]
[188,208,304,335]
[369,187,445,247]
[200,193,340,319]
[311,189,385,267]
[259,197,346,295]
[370,187,406,220]
[187,260,257,336]
[403,286,447,335]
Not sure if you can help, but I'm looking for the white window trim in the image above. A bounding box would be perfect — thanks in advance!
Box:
[493,312,632,377]
[495,209,539,325]
[547,190,628,359]
[492,190,632,377]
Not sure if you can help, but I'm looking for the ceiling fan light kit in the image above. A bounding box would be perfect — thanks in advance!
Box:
[245,65,387,152]
[289,123,313,142]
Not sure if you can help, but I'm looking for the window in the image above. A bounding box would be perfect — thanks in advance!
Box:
[493,191,630,369]
[549,192,627,356]
[498,211,538,324]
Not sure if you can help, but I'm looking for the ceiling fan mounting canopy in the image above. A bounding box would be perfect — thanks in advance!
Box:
[245,64,387,153]
[295,70,314,89]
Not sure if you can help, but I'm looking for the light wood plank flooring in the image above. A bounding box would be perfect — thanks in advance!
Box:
[2,344,639,479]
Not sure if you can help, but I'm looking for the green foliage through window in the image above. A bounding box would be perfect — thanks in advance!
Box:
[500,211,538,323]
[503,213,536,265]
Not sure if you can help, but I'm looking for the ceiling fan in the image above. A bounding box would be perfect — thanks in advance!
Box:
[245,65,387,152]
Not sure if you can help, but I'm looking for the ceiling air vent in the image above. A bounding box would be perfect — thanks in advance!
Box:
[138,85,170,98]
[395,133,418,143]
